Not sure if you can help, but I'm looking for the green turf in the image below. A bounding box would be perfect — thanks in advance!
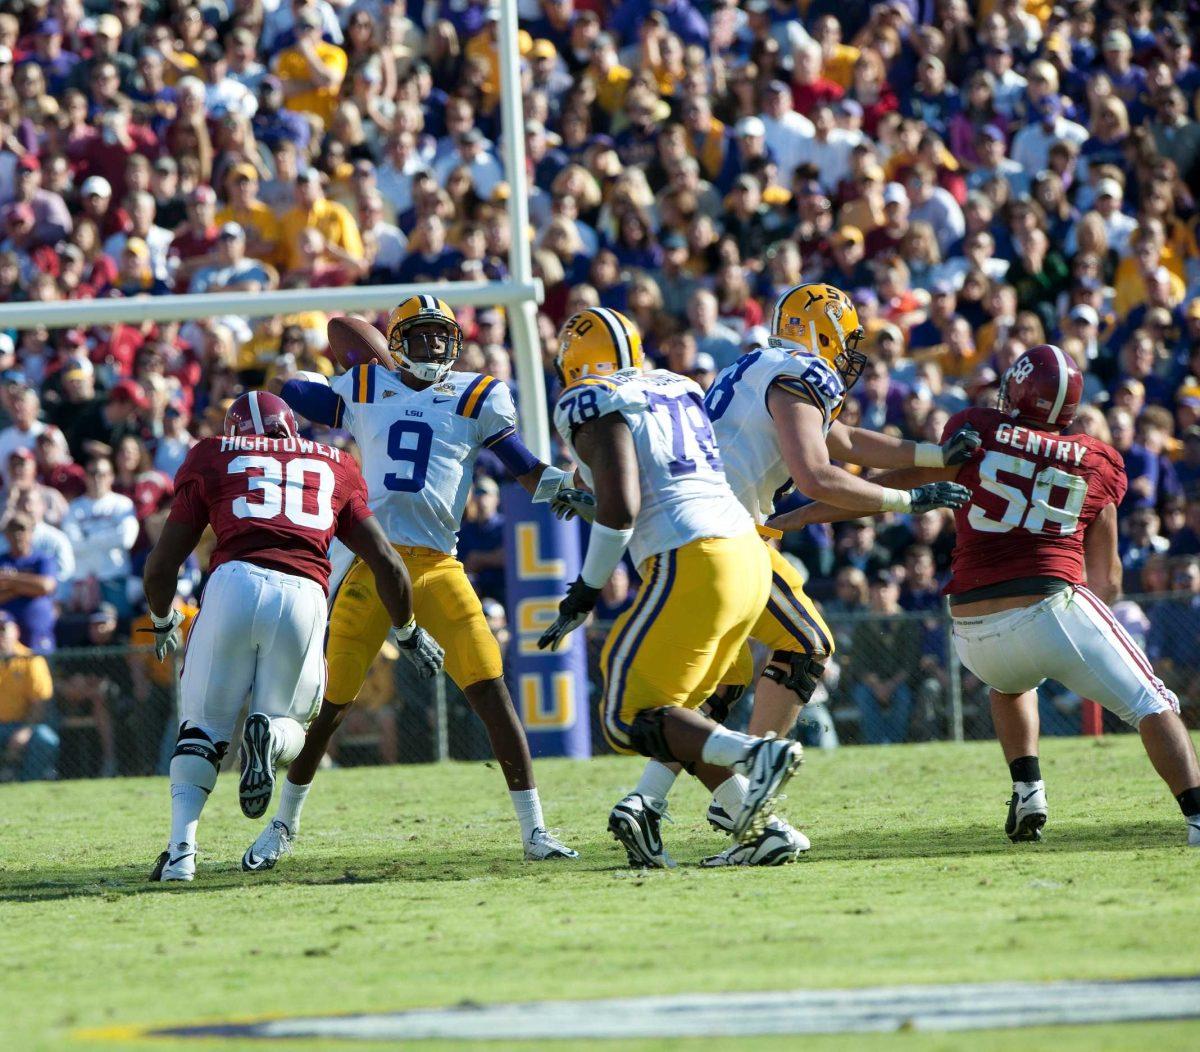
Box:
[2,736,1198,1052]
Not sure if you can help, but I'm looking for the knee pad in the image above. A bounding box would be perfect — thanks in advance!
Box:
[627,707,677,764]
[171,722,228,793]
[703,684,747,727]
[763,651,827,706]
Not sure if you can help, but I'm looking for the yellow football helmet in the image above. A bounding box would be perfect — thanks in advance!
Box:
[385,295,463,383]
[771,283,867,388]
[555,308,644,385]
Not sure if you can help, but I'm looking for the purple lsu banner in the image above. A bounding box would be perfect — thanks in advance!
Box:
[501,483,592,758]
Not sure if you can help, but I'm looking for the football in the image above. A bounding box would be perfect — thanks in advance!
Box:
[327,314,392,371]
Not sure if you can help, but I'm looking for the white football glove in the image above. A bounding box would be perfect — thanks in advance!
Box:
[390,619,445,679]
[141,609,185,662]
[532,467,597,523]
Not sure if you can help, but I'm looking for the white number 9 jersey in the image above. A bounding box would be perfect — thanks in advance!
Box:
[553,369,752,568]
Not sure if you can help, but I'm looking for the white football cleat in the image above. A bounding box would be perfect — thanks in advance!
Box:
[608,793,675,869]
[1006,781,1048,843]
[700,822,809,867]
[1186,818,1200,847]
[242,819,293,872]
[150,842,196,882]
[732,735,804,842]
[524,827,578,861]
[238,713,278,820]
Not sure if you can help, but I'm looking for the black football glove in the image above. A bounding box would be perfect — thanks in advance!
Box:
[390,622,445,678]
[940,426,982,466]
[537,577,600,651]
[909,481,972,513]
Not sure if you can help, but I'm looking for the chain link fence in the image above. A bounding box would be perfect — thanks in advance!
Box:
[2,592,1198,781]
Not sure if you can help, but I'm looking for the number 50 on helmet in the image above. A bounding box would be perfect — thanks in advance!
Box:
[556,308,644,385]
[771,283,867,389]
[385,295,464,383]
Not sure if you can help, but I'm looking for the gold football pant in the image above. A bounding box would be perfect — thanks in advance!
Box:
[325,545,503,705]
[598,531,772,754]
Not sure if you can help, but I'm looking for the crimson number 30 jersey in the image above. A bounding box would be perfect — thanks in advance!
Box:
[942,407,1127,598]
[168,435,372,593]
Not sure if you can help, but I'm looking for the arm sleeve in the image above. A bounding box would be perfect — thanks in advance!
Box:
[167,455,210,528]
[281,378,347,428]
[477,380,519,446]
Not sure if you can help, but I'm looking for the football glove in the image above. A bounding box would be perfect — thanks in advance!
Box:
[551,487,596,522]
[139,609,185,662]
[391,620,445,679]
[533,466,596,522]
[940,426,982,466]
[909,481,972,513]
[537,577,600,651]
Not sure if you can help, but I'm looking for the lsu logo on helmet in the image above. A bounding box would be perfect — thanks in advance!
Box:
[385,295,463,383]
[556,308,644,385]
[771,283,868,389]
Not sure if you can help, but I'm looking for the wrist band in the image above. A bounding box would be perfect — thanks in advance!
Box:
[879,488,913,513]
[914,442,944,468]
[581,523,634,589]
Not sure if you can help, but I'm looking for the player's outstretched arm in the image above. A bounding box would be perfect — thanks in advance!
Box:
[772,388,944,515]
[826,420,981,470]
[489,432,595,522]
[767,465,965,532]
[280,378,345,427]
[538,414,639,651]
[1082,502,1122,606]
[141,519,205,660]
[343,516,444,677]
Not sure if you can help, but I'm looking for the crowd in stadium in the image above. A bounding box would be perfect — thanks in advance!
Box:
[1,0,1200,775]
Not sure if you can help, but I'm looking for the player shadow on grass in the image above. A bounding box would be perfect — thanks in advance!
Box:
[0,849,610,903]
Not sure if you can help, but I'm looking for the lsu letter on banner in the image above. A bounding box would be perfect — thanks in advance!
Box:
[501,484,591,758]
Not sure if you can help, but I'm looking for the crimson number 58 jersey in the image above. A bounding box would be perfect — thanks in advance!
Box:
[942,407,1127,598]
[168,435,372,593]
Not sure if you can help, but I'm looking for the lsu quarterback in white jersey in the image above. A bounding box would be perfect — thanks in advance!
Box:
[243,296,583,870]
[619,284,979,867]
[538,307,806,860]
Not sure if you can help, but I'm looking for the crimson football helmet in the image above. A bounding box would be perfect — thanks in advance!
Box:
[997,344,1083,430]
[224,390,297,439]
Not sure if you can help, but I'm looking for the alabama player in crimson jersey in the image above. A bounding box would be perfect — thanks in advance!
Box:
[772,345,1200,846]
[141,391,443,882]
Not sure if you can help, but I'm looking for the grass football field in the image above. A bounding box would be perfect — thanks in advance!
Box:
[2,735,1198,1051]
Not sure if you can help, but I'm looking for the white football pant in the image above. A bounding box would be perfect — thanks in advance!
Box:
[952,586,1179,727]
[179,561,328,742]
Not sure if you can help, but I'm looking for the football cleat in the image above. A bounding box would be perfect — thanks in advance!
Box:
[238,713,277,820]
[1005,781,1048,842]
[524,827,579,861]
[1187,818,1200,848]
[608,793,675,869]
[707,802,735,833]
[700,822,810,867]
[150,842,196,882]
[242,819,293,872]
[732,735,805,842]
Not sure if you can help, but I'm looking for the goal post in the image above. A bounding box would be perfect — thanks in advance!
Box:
[0,0,594,759]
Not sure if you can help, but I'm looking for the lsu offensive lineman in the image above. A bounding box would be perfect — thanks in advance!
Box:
[537,308,806,852]
[243,297,587,868]
[615,284,977,867]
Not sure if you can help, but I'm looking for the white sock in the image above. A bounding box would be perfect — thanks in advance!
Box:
[635,760,679,810]
[712,773,748,814]
[269,716,306,767]
[701,726,756,767]
[169,782,208,849]
[510,788,544,841]
[275,778,311,835]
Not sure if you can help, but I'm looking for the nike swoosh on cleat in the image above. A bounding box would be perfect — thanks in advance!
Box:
[168,854,194,867]
[1020,791,1042,803]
